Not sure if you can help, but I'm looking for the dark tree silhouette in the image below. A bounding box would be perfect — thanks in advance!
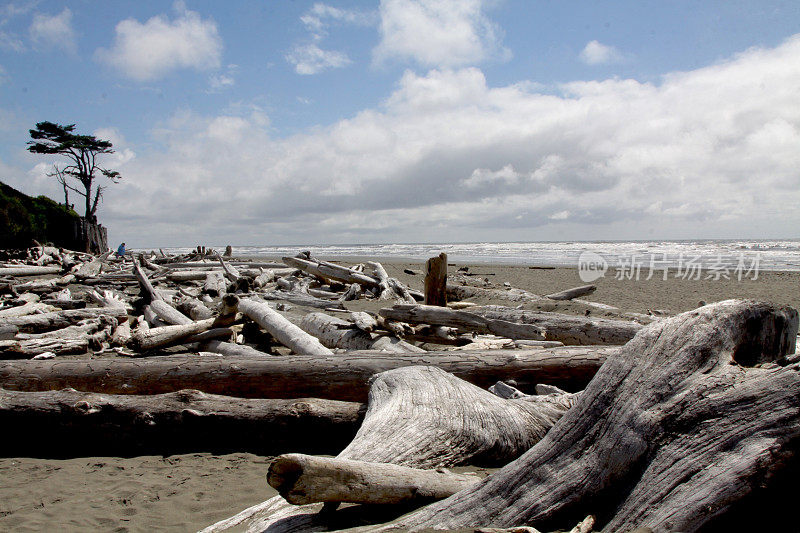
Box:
[27,121,121,221]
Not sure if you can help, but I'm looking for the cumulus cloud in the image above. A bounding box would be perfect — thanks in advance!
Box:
[286,3,373,75]
[580,40,623,65]
[94,2,222,81]
[29,7,77,54]
[373,0,510,68]
[286,43,352,75]
[101,35,800,245]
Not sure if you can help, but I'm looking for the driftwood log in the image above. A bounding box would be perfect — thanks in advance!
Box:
[0,387,364,457]
[545,284,596,301]
[299,312,423,353]
[267,453,480,506]
[424,253,447,306]
[0,347,613,400]
[0,307,128,333]
[204,365,577,532]
[238,298,333,355]
[282,256,380,288]
[381,300,799,532]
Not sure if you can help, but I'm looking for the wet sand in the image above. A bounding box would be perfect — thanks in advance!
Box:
[1,259,798,532]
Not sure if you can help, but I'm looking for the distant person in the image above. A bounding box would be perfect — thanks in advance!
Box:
[117,242,126,257]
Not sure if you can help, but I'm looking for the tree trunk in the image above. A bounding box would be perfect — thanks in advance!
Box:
[386,300,800,533]
[203,271,227,296]
[424,253,448,306]
[0,307,128,333]
[469,305,643,345]
[0,266,62,276]
[0,337,89,358]
[267,453,480,506]
[203,365,577,532]
[0,347,613,400]
[149,299,192,325]
[299,312,422,353]
[545,284,597,301]
[0,388,363,458]
[282,256,380,288]
[447,284,542,303]
[238,298,333,355]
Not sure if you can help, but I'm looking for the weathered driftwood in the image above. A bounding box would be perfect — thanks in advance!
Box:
[133,255,161,302]
[177,297,214,320]
[447,284,541,303]
[238,298,333,356]
[424,253,448,306]
[339,282,362,302]
[545,284,596,301]
[0,265,62,276]
[15,316,114,341]
[0,307,128,333]
[470,305,643,345]
[367,261,416,303]
[350,311,378,332]
[216,252,241,282]
[0,337,88,358]
[131,318,217,351]
[204,365,577,532]
[197,340,270,358]
[0,301,57,318]
[259,289,345,310]
[0,325,18,340]
[203,271,227,296]
[282,256,380,288]
[267,453,480,506]
[149,299,192,325]
[0,347,613,400]
[0,387,364,457]
[300,312,422,353]
[384,300,800,533]
[380,304,547,341]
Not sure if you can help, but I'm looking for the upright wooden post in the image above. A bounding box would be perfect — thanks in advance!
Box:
[424,252,447,306]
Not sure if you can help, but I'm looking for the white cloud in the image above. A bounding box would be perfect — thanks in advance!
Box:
[92,127,136,168]
[373,0,510,68]
[94,3,222,81]
[286,43,352,75]
[287,3,372,75]
[580,40,623,65]
[29,7,77,54]
[101,34,800,245]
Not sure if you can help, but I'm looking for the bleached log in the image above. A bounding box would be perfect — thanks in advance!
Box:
[0,388,364,457]
[379,304,546,341]
[0,347,611,400]
[470,305,643,345]
[203,271,227,296]
[216,252,241,282]
[0,301,58,318]
[366,261,415,303]
[166,270,218,282]
[252,269,275,288]
[0,307,128,333]
[15,317,115,341]
[203,365,577,532]
[1,337,89,358]
[197,340,270,358]
[86,289,129,310]
[0,325,18,340]
[0,266,62,276]
[545,284,597,301]
[143,305,168,328]
[111,319,132,346]
[177,298,214,320]
[351,311,378,332]
[239,298,333,355]
[282,256,380,287]
[267,453,480,505]
[74,257,103,278]
[339,282,362,302]
[299,312,421,353]
[133,255,161,302]
[131,318,217,351]
[387,300,800,533]
[447,284,542,303]
[149,299,192,325]
[259,289,345,310]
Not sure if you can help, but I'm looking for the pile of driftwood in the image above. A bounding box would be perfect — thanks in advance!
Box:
[1,245,799,532]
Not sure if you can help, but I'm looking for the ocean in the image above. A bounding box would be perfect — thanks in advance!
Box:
[148,239,800,271]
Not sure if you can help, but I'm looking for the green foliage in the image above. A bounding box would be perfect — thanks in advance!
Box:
[0,181,80,248]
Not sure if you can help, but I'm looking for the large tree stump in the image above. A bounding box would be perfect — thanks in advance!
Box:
[203,365,577,532]
[424,253,447,306]
[386,300,799,533]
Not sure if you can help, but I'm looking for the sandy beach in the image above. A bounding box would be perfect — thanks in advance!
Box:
[1,259,798,532]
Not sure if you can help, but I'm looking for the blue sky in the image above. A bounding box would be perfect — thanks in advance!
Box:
[1,0,799,247]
